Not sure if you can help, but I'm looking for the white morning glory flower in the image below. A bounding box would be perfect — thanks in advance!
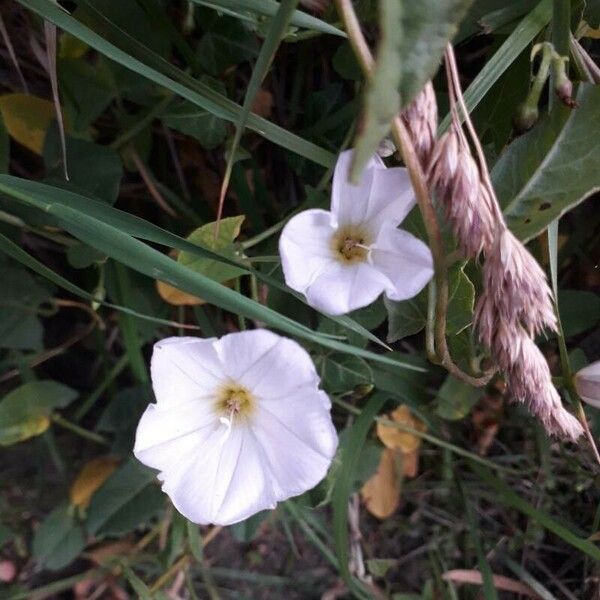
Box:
[279,150,434,315]
[134,330,338,526]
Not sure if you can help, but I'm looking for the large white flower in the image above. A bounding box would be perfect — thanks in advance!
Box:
[134,330,338,526]
[279,150,434,315]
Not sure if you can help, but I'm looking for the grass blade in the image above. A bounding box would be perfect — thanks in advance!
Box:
[470,462,600,561]
[191,0,345,37]
[217,0,299,222]
[331,393,387,599]
[17,0,335,167]
[440,0,552,131]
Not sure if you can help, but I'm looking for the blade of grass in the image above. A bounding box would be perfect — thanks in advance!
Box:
[501,555,560,600]
[0,181,423,372]
[470,461,600,561]
[439,0,552,131]
[191,0,346,37]
[0,174,391,352]
[331,393,387,600]
[0,231,197,331]
[112,262,149,384]
[456,480,499,600]
[217,0,299,225]
[18,0,334,167]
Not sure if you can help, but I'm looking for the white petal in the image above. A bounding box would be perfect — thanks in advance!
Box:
[161,425,278,525]
[215,329,281,384]
[279,209,337,294]
[305,261,389,315]
[370,225,434,302]
[331,150,383,229]
[251,388,338,499]
[365,167,416,231]
[133,400,218,470]
[150,337,226,407]
[576,360,600,408]
[231,335,321,400]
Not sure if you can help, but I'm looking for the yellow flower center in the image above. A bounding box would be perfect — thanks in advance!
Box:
[215,383,255,423]
[332,227,371,263]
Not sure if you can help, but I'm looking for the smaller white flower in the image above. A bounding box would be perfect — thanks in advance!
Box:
[279,150,434,315]
[575,360,600,408]
[134,331,338,526]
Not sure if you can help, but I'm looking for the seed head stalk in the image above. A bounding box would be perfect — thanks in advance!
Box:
[334,0,492,387]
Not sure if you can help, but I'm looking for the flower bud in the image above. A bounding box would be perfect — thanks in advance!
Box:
[574,361,600,408]
[514,102,539,132]
[553,57,577,108]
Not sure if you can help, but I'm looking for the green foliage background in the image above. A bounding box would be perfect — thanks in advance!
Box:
[0,0,599,598]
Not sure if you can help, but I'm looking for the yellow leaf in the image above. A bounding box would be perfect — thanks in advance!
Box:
[58,33,89,58]
[0,414,50,446]
[70,456,119,509]
[0,94,57,154]
[360,448,401,519]
[376,405,426,454]
[156,279,205,306]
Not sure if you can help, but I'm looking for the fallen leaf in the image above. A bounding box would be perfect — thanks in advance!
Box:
[376,405,425,454]
[70,456,120,510]
[471,393,504,456]
[360,448,401,519]
[400,449,419,478]
[251,89,273,118]
[442,569,542,598]
[0,94,60,154]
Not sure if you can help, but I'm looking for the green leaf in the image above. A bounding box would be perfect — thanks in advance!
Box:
[179,216,246,281]
[58,57,115,132]
[440,0,552,131]
[385,264,473,342]
[317,353,373,393]
[0,381,78,446]
[77,0,171,56]
[350,0,402,181]
[384,292,427,343]
[18,0,334,167]
[44,129,123,204]
[32,503,85,571]
[0,262,50,350]
[190,0,346,37]
[162,100,227,149]
[86,459,161,536]
[557,290,600,338]
[435,375,481,421]
[398,0,473,106]
[162,76,229,149]
[445,264,475,335]
[196,9,259,76]
[494,84,600,241]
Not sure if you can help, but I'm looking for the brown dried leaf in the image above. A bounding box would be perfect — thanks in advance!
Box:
[442,569,542,598]
[376,405,426,454]
[70,456,119,510]
[360,448,401,519]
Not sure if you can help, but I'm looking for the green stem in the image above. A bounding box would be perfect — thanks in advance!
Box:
[51,414,109,445]
[74,354,129,421]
